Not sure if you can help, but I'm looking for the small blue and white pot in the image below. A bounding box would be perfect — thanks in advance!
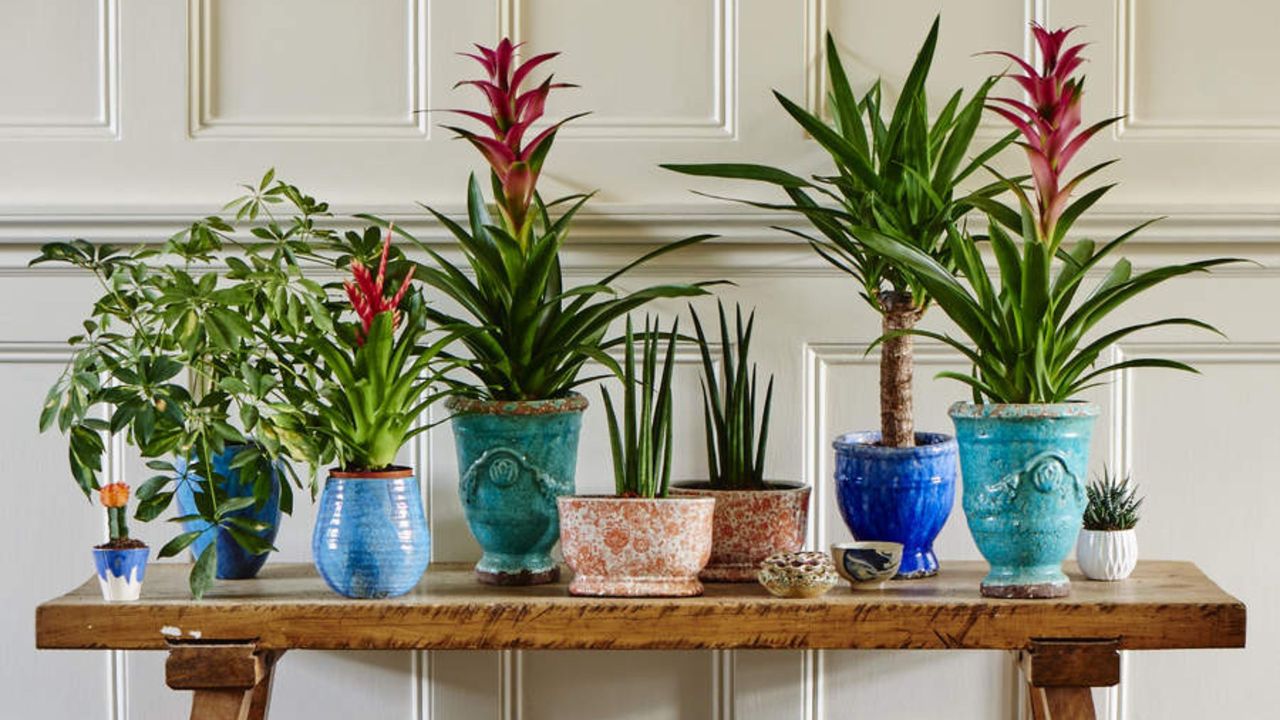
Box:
[312,466,430,599]
[92,546,149,602]
[950,402,1098,599]
[833,431,957,579]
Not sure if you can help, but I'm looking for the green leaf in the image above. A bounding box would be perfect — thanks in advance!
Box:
[189,544,217,599]
[158,529,205,559]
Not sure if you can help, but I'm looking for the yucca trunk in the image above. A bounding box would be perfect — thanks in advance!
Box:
[879,291,923,448]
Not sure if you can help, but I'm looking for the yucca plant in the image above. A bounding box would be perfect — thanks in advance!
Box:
[602,316,678,498]
[664,19,1014,448]
[1083,469,1142,531]
[857,25,1242,402]
[690,302,773,490]
[379,39,716,402]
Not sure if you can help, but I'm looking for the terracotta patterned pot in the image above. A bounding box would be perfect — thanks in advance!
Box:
[669,481,811,581]
[556,496,715,597]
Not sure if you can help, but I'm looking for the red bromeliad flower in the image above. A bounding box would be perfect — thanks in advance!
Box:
[343,226,415,345]
[446,38,585,245]
[987,25,1116,242]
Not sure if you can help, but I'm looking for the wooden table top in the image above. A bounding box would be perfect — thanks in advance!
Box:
[36,561,1245,652]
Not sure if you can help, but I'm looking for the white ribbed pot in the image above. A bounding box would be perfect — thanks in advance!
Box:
[1076,528,1138,581]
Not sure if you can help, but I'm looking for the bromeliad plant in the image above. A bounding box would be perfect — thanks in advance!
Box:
[857,24,1241,403]
[383,39,717,402]
[1083,469,1142,532]
[664,19,1014,447]
[602,316,679,498]
[690,302,773,491]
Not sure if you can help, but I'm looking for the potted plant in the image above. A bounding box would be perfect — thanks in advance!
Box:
[557,316,716,597]
[1077,469,1142,581]
[667,302,810,582]
[33,174,340,596]
[663,19,1012,578]
[275,228,460,599]
[853,25,1239,597]
[386,39,717,585]
[92,482,150,602]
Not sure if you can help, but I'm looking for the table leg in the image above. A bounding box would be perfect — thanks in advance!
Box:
[165,643,283,720]
[1019,639,1120,720]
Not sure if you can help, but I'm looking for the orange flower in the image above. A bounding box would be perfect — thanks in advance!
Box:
[99,482,129,509]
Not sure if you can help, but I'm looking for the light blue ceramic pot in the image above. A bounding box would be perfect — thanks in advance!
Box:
[448,394,586,585]
[312,468,430,599]
[175,443,282,580]
[949,402,1098,598]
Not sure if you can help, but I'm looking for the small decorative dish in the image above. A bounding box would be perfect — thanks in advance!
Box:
[758,551,839,598]
[831,541,903,590]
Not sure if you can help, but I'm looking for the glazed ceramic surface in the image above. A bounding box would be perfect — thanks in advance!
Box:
[833,431,956,578]
[175,443,282,579]
[312,468,429,599]
[92,546,149,602]
[950,403,1098,599]
[557,496,714,597]
[830,541,902,590]
[449,394,586,585]
[757,551,838,598]
[669,481,810,581]
[1077,528,1138,581]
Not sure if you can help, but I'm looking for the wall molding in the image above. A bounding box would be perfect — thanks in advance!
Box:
[0,0,119,139]
[498,0,736,140]
[186,0,430,139]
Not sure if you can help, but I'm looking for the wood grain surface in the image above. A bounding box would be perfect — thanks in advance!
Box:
[36,561,1245,652]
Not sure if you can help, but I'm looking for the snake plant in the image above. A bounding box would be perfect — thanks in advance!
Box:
[602,316,679,499]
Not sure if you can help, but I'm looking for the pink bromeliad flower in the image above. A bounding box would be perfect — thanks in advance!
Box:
[343,226,415,345]
[986,24,1117,242]
[446,38,585,245]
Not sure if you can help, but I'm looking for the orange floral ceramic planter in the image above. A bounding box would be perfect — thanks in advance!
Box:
[556,496,715,597]
[669,482,811,581]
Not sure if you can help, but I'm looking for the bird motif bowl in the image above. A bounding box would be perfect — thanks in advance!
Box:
[830,541,903,590]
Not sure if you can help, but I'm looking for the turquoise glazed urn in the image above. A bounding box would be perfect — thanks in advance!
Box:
[448,394,586,585]
[175,444,282,580]
[312,467,430,599]
[949,402,1098,598]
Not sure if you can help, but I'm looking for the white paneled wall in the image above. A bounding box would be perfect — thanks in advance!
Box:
[2,2,1276,719]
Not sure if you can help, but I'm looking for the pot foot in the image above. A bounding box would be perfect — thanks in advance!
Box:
[476,565,560,586]
[893,548,939,579]
[568,575,704,597]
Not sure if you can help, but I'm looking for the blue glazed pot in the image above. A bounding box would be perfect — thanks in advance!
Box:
[92,546,149,602]
[950,402,1098,598]
[448,394,586,585]
[312,467,430,599]
[175,444,282,580]
[833,431,957,579]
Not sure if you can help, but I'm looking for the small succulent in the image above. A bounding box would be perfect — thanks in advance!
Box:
[1082,469,1143,531]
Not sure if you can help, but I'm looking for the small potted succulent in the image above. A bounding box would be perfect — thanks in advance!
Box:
[276,229,459,599]
[1077,470,1142,581]
[92,482,150,602]
[557,317,716,597]
[387,39,716,586]
[855,25,1239,598]
[664,20,1012,579]
[668,302,810,582]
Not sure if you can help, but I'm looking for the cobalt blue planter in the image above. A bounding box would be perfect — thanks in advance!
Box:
[448,394,586,586]
[312,467,430,599]
[833,431,957,579]
[950,403,1098,599]
[92,546,149,601]
[175,444,282,580]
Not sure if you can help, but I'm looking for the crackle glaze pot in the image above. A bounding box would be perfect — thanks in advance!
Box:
[449,394,586,586]
[175,443,282,580]
[92,546,149,602]
[312,467,430,599]
[669,481,810,581]
[1077,528,1138,581]
[557,496,714,597]
[833,431,956,579]
[950,402,1098,599]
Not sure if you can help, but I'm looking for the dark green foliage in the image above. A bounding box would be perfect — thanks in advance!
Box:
[602,316,678,499]
[1083,469,1143,531]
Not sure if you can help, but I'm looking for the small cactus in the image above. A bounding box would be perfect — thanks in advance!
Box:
[99,482,131,541]
[1082,469,1142,531]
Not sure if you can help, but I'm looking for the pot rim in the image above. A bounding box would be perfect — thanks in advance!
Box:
[831,430,956,455]
[830,540,903,552]
[948,401,1100,419]
[91,544,150,553]
[669,479,808,493]
[1080,527,1138,534]
[329,465,414,479]
[446,392,588,416]
[557,494,715,505]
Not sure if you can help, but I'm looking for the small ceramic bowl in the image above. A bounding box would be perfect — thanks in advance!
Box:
[830,541,903,590]
[758,551,839,598]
